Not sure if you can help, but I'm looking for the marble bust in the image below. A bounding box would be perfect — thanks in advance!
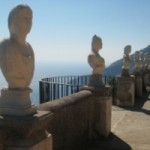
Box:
[122,45,131,70]
[88,35,105,75]
[134,51,141,74]
[0,5,34,89]
[143,52,149,71]
[140,52,145,72]
[121,45,131,77]
[0,5,36,116]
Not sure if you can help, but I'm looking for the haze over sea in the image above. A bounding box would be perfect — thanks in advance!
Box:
[0,61,103,104]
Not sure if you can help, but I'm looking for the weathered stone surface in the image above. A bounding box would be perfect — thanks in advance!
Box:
[117,76,134,106]
[135,75,142,97]
[82,85,110,97]
[38,90,92,150]
[0,4,36,116]
[121,68,130,77]
[92,96,112,138]
[0,88,36,116]
[5,135,52,150]
[140,52,145,73]
[121,45,131,77]
[141,53,150,92]
[38,88,112,150]
[0,5,52,150]
[88,75,104,89]
[0,111,53,149]
[88,35,105,75]
[143,73,150,90]
[0,5,34,89]
[89,86,111,138]
[134,51,141,75]
[143,52,150,71]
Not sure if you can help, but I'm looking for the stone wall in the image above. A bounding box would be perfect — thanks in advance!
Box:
[38,90,93,150]
[38,89,112,150]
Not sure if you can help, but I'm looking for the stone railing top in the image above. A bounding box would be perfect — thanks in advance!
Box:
[38,90,92,112]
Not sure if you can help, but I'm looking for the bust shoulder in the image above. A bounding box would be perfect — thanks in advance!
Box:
[0,38,11,51]
[0,38,17,54]
[0,39,11,65]
[0,38,18,63]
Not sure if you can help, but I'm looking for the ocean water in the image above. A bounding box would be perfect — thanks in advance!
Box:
[0,62,91,104]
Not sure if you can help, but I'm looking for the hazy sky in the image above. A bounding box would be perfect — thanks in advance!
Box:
[0,0,150,65]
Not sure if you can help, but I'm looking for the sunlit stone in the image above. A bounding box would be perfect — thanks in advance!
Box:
[0,4,36,116]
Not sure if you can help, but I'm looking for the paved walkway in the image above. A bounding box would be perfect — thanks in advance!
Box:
[88,91,150,150]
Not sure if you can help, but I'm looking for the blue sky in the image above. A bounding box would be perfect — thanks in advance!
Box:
[0,0,150,65]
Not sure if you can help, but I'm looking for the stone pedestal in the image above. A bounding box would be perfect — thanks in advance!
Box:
[116,76,134,106]
[0,111,53,150]
[143,73,150,90]
[135,74,142,97]
[83,85,112,138]
[94,95,112,137]
[0,88,36,116]
[93,86,112,137]
[121,69,130,78]
[88,75,103,88]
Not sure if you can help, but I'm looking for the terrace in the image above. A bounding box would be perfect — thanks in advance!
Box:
[0,4,149,150]
[37,74,150,150]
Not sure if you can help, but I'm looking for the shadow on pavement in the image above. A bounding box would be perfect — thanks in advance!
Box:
[88,132,132,150]
[117,91,150,115]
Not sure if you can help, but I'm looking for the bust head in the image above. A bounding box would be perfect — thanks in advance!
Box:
[8,4,32,37]
[134,51,139,60]
[144,52,148,60]
[140,52,144,61]
[91,35,102,53]
[124,45,131,55]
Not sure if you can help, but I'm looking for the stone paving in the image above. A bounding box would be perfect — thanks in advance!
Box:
[88,92,150,150]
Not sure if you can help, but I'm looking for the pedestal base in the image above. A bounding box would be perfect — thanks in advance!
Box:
[83,85,112,138]
[121,69,130,77]
[116,76,134,106]
[88,75,104,89]
[0,111,53,150]
[143,73,150,90]
[94,97,112,137]
[5,134,52,150]
[135,75,142,97]
[0,88,36,116]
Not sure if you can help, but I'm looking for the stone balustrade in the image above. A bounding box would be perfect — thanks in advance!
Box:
[38,89,112,150]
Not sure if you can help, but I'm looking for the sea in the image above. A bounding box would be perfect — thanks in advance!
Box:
[0,62,92,104]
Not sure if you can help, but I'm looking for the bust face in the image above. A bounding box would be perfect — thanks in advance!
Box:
[9,7,32,36]
[135,51,139,59]
[92,37,102,52]
[124,45,131,55]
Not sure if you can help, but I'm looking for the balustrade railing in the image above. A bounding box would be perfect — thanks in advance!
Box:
[39,75,117,104]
